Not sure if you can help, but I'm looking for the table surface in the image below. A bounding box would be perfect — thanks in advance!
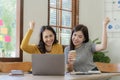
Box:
[0,73,120,80]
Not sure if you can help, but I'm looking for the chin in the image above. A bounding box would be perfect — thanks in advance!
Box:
[73,43,78,45]
[74,43,79,46]
[47,44,53,46]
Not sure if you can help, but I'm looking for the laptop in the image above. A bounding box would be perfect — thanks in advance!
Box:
[32,54,65,75]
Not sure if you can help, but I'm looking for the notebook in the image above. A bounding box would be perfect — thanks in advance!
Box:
[70,70,101,75]
[32,54,65,75]
[70,66,101,75]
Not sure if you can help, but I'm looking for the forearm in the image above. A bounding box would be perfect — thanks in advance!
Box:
[20,28,33,50]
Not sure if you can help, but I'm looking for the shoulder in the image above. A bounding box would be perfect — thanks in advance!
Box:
[84,41,96,52]
[52,43,63,54]
[84,41,95,47]
[52,43,63,50]
[64,46,70,52]
[65,45,70,50]
[53,43,62,47]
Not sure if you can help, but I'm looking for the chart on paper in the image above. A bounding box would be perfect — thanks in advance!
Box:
[104,0,120,38]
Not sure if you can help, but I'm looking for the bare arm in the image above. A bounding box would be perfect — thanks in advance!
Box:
[95,17,110,51]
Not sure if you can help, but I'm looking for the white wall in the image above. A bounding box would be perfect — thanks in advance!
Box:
[79,0,104,39]
[23,0,48,61]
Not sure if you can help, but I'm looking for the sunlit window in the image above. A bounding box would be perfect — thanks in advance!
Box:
[0,0,23,61]
[48,0,79,45]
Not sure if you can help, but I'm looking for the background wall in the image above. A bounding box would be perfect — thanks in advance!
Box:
[23,1,120,79]
[23,0,48,61]
[79,0,104,39]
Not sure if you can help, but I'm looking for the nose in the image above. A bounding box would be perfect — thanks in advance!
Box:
[74,36,78,40]
[47,37,51,41]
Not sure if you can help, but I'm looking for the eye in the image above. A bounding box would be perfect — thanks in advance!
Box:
[49,34,53,37]
[73,33,77,36]
[45,36,48,38]
[78,35,83,38]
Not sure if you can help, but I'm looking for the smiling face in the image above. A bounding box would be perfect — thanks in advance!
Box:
[72,31,85,48]
[42,29,55,47]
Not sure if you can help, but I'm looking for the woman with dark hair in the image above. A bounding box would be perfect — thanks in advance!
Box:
[64,17,110,72]
[21,21,63,54]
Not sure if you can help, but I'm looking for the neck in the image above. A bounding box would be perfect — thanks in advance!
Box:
[45,45,52,52]
[75,44,82,49]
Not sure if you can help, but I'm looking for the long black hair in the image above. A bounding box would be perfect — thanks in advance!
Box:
[70,24,89,50]
[37,26,58,53]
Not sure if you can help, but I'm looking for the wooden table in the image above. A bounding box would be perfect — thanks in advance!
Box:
[0,73,120,80]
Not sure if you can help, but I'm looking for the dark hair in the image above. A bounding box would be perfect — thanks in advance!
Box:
[37,25,58,53]
[70,24,89,50]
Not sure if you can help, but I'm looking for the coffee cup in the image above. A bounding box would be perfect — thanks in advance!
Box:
[69,50,76,60]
